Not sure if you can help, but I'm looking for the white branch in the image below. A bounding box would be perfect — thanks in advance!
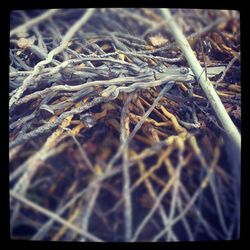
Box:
[10,190,104,242]
[160,9,241,155]
[9,8,95,109]
[10,9,60,37]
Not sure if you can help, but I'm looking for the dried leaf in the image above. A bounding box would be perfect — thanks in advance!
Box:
[101,43,112,50]
[148,34,168,47]
[17,37,33,49]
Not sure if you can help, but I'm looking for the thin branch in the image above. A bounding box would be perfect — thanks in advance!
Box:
[152,156,218,242]
[79,183,101,241]
[10,190,104,242]
[216,55,240,83]
[160,9,241,156]
[131,148,184,242]
[138,160,178,241]
[68,131,95,174]
[10,9,60,37]
[166,148,184,241]
[31,187,95,240]
[9,8,96,109]
[120,94,134,241]
[106,81,175,172]
[9,95,106,149]
[176,197,194,241]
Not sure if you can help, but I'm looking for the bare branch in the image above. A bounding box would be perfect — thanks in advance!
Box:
[160,9,241,155]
